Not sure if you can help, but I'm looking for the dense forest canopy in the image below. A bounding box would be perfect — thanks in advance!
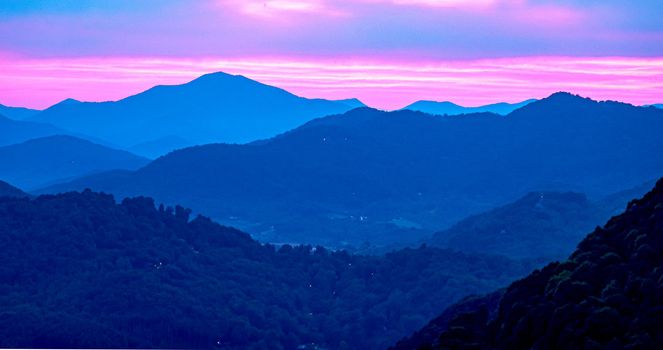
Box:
[0,190,534,349]
[395,178,663,349]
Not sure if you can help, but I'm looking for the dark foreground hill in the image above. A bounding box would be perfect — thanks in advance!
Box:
[43,93,663,249]
[29,72,363,157]
[0,135,149,189]
[394,178,663,349]
[0,191,534,349]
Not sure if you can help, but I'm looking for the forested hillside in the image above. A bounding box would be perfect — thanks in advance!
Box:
[0,191,533,349]
[395,178,663,349]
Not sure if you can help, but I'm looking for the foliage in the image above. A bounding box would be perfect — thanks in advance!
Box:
[428,191,605,260]
[395,178,663,349]
[0,190,532,349]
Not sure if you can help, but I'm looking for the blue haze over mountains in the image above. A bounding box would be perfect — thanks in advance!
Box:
[0,135,148,190]
[41,91,663,250]
[401,99,536,115]
[2,71,663,349]
[28,72,366,158]
[0,103,40,120]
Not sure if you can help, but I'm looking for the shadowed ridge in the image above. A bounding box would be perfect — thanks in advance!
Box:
[0,180,29,198]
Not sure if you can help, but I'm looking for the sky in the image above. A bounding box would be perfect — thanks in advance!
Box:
[0,0,662,109]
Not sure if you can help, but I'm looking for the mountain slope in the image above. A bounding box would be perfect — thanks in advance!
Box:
[0,135,149,189]
[0,180,28,198]
[0,103,40,120]
[394,178,663,349]
[42,93,663,248]
[428,192,605,260]
[0,114,64,147]
[402,99,535,115]
[29,72,363,156]
[0,190,533,349]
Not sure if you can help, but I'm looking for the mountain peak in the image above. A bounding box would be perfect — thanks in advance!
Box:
[333,98,367,109]
[546,91,589,102]
[56,98,82,106]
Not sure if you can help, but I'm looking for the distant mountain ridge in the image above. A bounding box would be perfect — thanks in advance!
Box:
[0,135,149,189]
[0,114,64,147]
[0,103,40,120]
[42,92,663,248]
[29,72,365,157]
[402,99,535,115]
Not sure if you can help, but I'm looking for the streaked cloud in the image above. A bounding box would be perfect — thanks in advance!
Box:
[1,56,661,110]
[0,1,661,108]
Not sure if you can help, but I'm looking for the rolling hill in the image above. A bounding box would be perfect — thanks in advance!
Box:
[401,99,535,115]
[394,177,663,349]
[42,93,663,248]
[29,72,364,157]
[0,135,149,189]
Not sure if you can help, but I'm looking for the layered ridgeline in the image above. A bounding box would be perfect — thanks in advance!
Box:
[43,93,663,249]
[395,178,663,350]
[0,191,534,349]
[401,99,535,116]
[426,181,656,260]
[0,103,40,120]
[28,72,365,157]
[0,113,64,147]
[0,135,149,190]
[0,180,28,198]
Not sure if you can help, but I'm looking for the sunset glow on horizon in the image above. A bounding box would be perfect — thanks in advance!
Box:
[1,0,662,109]
[1,55,662,110]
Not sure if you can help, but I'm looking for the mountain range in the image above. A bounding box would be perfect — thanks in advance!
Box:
[0,135,149,189]
[41,92,663,249]
[401,99,536,115]
[395,177,663,349]
[27,72,365,157]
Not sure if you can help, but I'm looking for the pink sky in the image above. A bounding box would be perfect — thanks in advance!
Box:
[1,55,662,110]
[0,1,662,109]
